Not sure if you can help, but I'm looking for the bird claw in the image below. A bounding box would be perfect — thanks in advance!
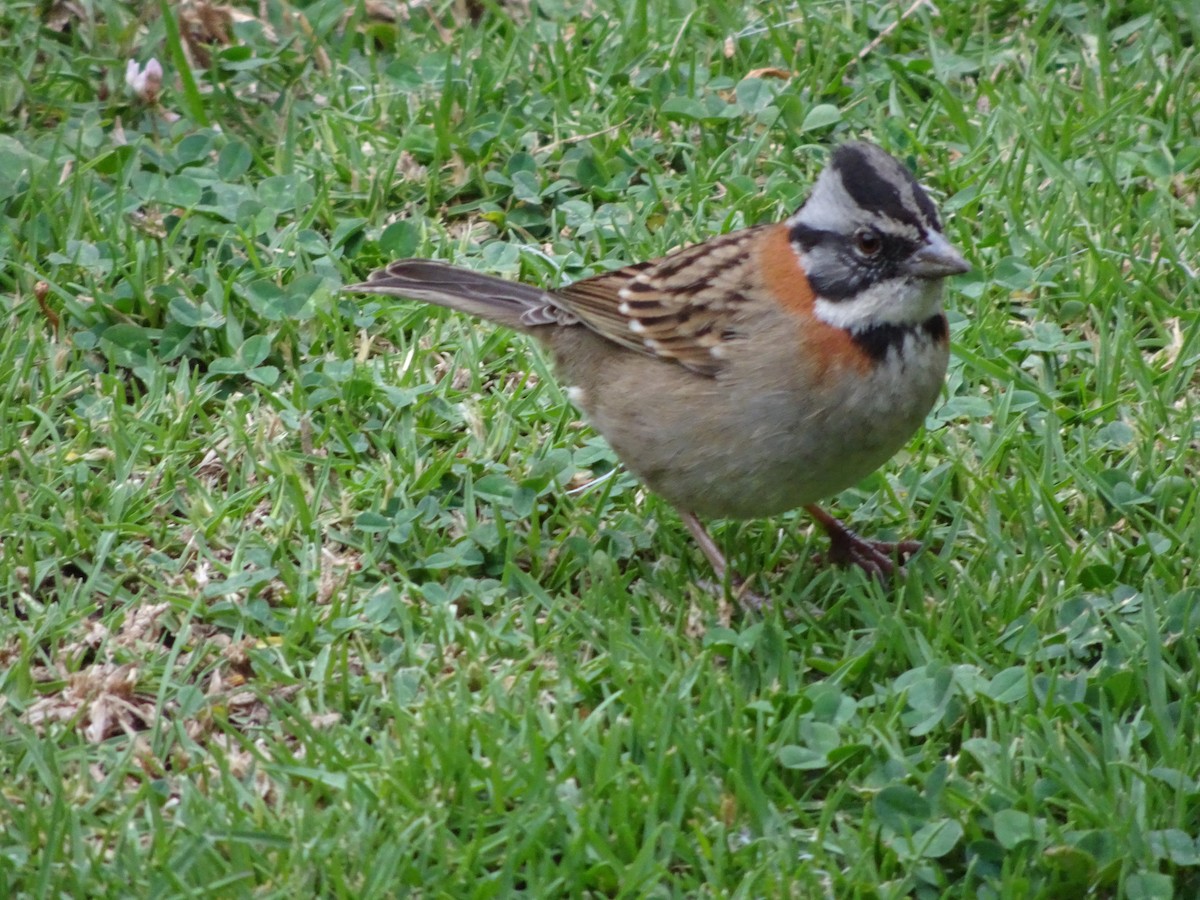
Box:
[820,530,922,578]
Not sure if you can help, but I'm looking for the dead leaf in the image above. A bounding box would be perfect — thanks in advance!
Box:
[745,67,793,80]
[23,662,159,744]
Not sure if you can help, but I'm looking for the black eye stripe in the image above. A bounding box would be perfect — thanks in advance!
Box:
[787,221,824,249]
[788,222,922,300]
[789,221,922,255]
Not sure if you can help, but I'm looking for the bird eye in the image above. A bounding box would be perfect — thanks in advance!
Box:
[854,228,882,257]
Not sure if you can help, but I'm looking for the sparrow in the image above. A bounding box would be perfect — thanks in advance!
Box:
[348,141,970,608]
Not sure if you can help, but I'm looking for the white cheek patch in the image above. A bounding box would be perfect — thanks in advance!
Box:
[566,386,587,407]
[813,277,945,331]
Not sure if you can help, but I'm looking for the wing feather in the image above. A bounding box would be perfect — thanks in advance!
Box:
[554,227,767,376]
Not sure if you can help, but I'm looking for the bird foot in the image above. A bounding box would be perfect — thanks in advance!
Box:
[820,531,921,578]
[804,504,921,579]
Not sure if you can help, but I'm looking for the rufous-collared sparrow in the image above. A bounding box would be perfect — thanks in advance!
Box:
[349,141,970,608]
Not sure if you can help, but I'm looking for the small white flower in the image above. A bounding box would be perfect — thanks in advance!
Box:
[125,58,163,103]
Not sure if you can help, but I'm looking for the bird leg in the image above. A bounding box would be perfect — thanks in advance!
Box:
[681,511,767,611]
[681,511,728,582]
[804,504,921,578]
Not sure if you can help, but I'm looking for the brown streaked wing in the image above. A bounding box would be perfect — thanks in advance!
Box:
[555,226,766,376]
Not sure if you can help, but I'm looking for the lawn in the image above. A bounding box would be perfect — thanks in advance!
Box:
[1,0,1198,896]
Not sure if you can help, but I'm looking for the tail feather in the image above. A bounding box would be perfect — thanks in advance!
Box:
[346,259,554,331]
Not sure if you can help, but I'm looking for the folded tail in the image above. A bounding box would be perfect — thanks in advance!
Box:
[346,259,570,331]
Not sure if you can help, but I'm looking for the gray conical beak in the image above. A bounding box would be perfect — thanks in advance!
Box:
[906,231,970,278]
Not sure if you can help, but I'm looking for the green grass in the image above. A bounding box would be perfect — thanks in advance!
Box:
[1,0,1198,896]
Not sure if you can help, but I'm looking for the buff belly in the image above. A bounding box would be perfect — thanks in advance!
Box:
[551,325,948,521]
